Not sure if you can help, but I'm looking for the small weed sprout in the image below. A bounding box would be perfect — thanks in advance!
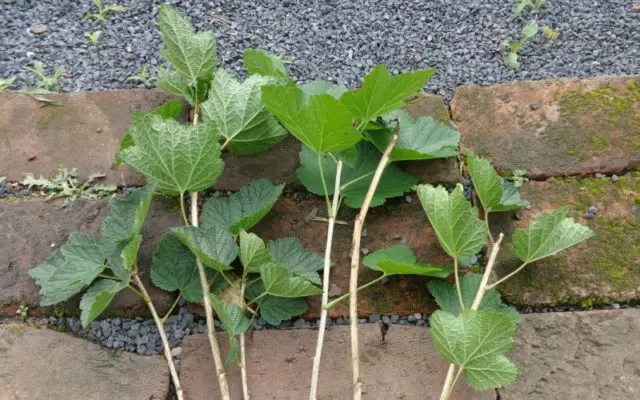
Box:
[88,30,102,47]
[126,64,155,85]
[0,76,16,91]
[84,0,127,22]
[513,0,546,18]
[16,304,29,322]
[542,25,560,41]
[500,21,539,69]
[25,60,64,92]
[22,167,117,207]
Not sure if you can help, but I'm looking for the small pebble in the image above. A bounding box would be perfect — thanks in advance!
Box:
[582,213,595,220]
[361,228,368,238]
[612,175,619,183]
[382,316,391,324]
[369,313,381,323]
[612,303,621,309]
[405,194,412,203]
[595,173,606,178]
[587,205,598,214]
[170,347,182,358]
[28,25,49,34]
[529,101,540,110]
[360,248,369,255]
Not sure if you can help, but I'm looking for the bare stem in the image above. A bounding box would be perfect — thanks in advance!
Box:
[132,271,184,400]
[161,294,182,324]
[191,192,231,400]
[439,365,456,400]
[349,134,398,400]
[179,193,189,225]
[309,160,343,400]
[453,259,464,311]
[484,209,494,246]
[324,275,385,310]
[240,279,250,400]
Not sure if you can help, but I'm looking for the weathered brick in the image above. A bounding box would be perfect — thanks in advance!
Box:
[451,76,640,178]
[489,172,640,307]
[251,196,450,319]
[0,197,179,315]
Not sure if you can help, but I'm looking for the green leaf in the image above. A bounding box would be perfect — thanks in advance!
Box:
[156,67,190,98]
[79,279,128,327]
[106,242,132,282]
[297,142,418,208]
[171,226,238,271]
[28,233,109,306]
[261,84,361,153]
[246,283,308,325]
[506,207,594,263]
[201,179,283,234]
[117,112,223,196]
[150,233,202,302]
[101,185,154,243]
[417,184,487,260]
[201,69,288,155]
[505,52,520,70]
[243,49,289,79]
[363,245,451,278]
[370,110,459,161]
[427,273,520,324]
[267,237,324,285]
[430,310,518,390]
[521,22,539,39]
[260,263,322,297]
[239,231,272,273]
[466,153,529,212]
[120,234,142,271]
[210,295,250,336]
[158,4,216,82]
[340,65,435,124]
[300,80,348,99]
[153,99,184,120]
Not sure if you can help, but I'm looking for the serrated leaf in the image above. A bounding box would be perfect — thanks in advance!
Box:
[260,263,322,297]
[267,237,324,285]
[430,310,518,390]
[363,245,451,277]
[239,231,273,274]
[150,233,202,302]
[521,22,539,39]
[467,153,529,213]
[201,69,288,155]
[300,80,348,99]
[246,283,308,325]
[158,5,216,82]
[297,142,418,208]
[80,279,128,327]
[506,207,594,263]
[153,99,184,120]
[262,84,361,153]
[120,234,142,271]
[427,273,520,324]
[417,184,486,260]
[243,49,289,79]
[370,110,459,161]
[210,295,250,336]
[101,185,154,243]
[28,233,109,306]
[156,67,190,97]
[201,179,283,234]
[117,112,223,196]
[171,226,238,271]
[106,242,132,282]
[340,65,435,124]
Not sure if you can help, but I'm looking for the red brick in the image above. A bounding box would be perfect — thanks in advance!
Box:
[452,76,640,178]
[489,172,640,306]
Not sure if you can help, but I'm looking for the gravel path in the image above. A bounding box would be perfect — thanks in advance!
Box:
[1,0,638,99]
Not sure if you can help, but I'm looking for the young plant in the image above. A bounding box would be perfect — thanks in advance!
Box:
[513,0,546,18]
[542,25,560,41]
[22,167,117,207]
[88,30,102,48]
[501,21,539,70]
[0,76,16,91]
[16,303,29,322]
[84,0,127,22]
[126,64,155,85]
[260,59,460,398]
[418,152,593,399]
[25,60,64,92]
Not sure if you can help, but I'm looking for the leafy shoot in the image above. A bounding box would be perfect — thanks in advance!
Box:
[126,64,156,85]
[84,0,128,22]
[0,76,16,92]
[542,25,560,42]
[513,0,546,18]
[25,60,64,92]
[500,21,539,69]
[88,30,102,48]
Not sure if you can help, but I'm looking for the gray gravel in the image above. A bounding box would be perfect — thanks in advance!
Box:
[1,0,638,100]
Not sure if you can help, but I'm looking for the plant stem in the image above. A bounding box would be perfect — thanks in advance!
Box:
[317,153,332,214]
[190,102,230,400]
[340,171,374,192]
[179,193,189,225]
[439,233,505,400]
[240,279,250,400]
[445,368,464,400]
[191,191,231,400]
[161,294,182,324]
[484,209,495,246]
[131,271,184,400]
[453,259,464,311]
[309,160,343,400]
[324,275,386,310]
[349,134,398,400]
[486,261,528,290]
